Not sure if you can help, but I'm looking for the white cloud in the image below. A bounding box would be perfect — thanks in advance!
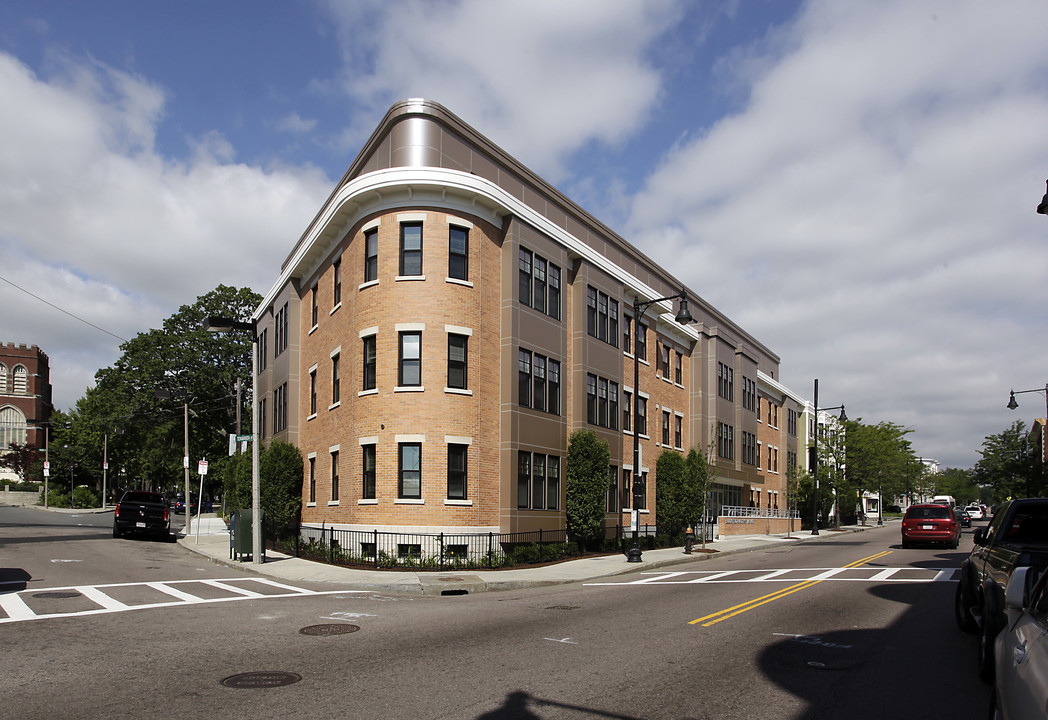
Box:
[0,52,332,410]
[276,111,317,134]
[626,0,1048,467]
[322,0,684,181]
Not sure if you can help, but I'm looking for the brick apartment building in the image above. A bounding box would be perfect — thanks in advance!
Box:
[0,343,53,478]
[253,99,798,538]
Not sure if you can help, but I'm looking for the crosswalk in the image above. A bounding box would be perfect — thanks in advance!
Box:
[0,577,353,624]
[586,566,959,587]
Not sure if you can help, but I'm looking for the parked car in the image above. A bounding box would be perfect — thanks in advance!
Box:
[955,506,972,528]
[113,491,170,538]
[955,498,1048,682]
[901,504,961,549]
[967,504,985,520]
[990,565,1048,719]
[173,492,213,514]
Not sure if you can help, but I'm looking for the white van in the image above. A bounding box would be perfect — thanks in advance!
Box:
[931,495,956,507]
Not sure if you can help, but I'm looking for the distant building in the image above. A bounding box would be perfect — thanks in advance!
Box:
[254,99,797,539]
[0,343,53,481]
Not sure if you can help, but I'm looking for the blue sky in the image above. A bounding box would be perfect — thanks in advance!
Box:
[2,0,1047,470]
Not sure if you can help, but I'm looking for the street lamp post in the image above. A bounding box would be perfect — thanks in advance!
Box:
[1037,179,1048,215]
[102,428,123,509]
[628,289,694,563]
[1007,383,1048,497]
[204,316,261,565]
[810,378,846,536]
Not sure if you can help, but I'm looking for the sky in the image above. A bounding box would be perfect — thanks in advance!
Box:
[2,0,1047,470]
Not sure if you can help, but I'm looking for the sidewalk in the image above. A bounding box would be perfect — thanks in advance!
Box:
[176,515,896,596]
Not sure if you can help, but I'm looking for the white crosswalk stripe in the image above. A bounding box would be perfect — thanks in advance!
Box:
[0,578,357,624]
[586,566,960,586]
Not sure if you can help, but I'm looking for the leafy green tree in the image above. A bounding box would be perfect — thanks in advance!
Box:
[57,285,259,496]
[565,430,610,548]
[655,450,688,538]
[935,467,979,505]
[2,442,42,485]
[260,441,303,540]
[974,421,1044,502]
[845,420,916,513]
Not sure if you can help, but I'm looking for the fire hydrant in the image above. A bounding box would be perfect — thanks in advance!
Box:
[684,525,695,554]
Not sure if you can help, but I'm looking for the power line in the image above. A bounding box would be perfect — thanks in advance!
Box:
[0,273,128,343]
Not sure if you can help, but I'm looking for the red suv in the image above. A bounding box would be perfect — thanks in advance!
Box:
[901,504,961,549]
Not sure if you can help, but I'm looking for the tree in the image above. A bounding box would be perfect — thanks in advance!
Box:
[259,441,303,540]
[845,420,916,514]
[974,421,1044,502]
[2,442,42,484]
[655,450,688,538]
[565,430,610,549]
[58,285,259,495]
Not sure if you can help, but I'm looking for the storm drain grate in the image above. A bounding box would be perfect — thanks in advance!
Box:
[221,671,302,688]
[545,605,580,611]
[33,591,81,599]
[299,623,360,636]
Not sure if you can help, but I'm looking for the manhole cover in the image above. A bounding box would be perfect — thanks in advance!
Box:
[299,624,360,636]
[545,605,580,611]
[33,591,81,599]
[220,671,302,688]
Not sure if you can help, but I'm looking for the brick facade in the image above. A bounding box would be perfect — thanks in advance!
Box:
[0,342,53,456]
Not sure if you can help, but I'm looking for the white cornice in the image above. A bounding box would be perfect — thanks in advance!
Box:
[255,167,701,345]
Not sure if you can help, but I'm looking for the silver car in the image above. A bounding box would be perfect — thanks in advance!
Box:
[991,566,1048,718]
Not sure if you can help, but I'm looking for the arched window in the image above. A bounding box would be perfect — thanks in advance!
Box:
[0,405,27,447]
[13,365,27,395]
[0,364,6,394]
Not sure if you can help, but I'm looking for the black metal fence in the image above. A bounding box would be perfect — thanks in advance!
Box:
[270,523,668,571]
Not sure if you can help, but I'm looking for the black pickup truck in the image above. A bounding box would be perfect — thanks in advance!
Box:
[954,497,1048,681]
[113,490,170,539]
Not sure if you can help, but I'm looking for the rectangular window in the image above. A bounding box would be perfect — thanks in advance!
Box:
[675,351,683,385]
[623,468,632,510]
[548,264,561,320]
[546,456,559,510]
[718,422,735,460]
[609,382,619,431]
[518,248,532,306]
[333,258,342,304]
[448,334,468,390]
[607,465,619,512]
[518,349,532,407]
[533,257,547,313]
[532,355,546,412]
[331,353,340,404]
[448,444,467,500]
[362,335,376,391]
[274,382,288,432]
[309,369,317,416]
[660,344,670,377]
[587,287,598,337]
[531,453,546,510]
[598,377,609,428]
[609,299,618,348]
[718,363,735,401]
[258,398,267,439]
[398,443,421,499]
[449,226,468,281]
[662,410,671,445]
[623,391,632,432]
[362,444,376,499]
[330,450,339,502]
[517,452,530,508]
[636,472,647,510]
[636,322,647,361]
[258,329,268,371]
[399,332,422,386]
[400,222,423,276]
[308,457,316,503]
[364,229,378,283]
[742,431,756,465]
[637,396,647,436]
[586,374,597,424]
[274,303,289,357]
[548,359,560,415]
[598,293,608,342]
[623,315,632,354]
[675,415,683,448]
[311,286,318,328]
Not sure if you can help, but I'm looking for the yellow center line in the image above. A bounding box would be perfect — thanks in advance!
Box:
[689,550,893,627]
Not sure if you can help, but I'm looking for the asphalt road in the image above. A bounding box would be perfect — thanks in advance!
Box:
[1,507,991,719]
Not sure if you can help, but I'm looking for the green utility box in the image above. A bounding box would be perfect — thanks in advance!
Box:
[230,509,265,562]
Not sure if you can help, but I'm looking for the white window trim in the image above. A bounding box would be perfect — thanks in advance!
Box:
[358,389,378,397]
[446,215,473,229]
[358,436,378,446]
[357,281,378,292]
[394,498,425,505]
[445,277,474,288]
[359,327,379,338]
[445,435,472,445]
[444,324,473,336]
[395,275,426,282]
[330,345,342,358]
[444,499,473,506]
[362,218,381,232]
[444,388,473,396]
[396,323,426,332]
[395,434,426,443]
[397,212,428,223]
[358,499,379,506]
[394,386,425,393]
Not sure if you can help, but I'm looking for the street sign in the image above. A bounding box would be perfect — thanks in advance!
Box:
[198,459,209,475]
[236,434,253,442]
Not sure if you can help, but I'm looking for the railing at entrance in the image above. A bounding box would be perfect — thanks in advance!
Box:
[721,505,799,519]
